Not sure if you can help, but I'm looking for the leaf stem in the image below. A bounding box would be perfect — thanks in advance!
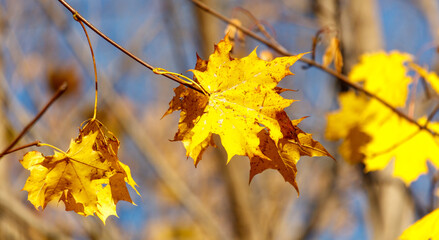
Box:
[0,83,67,159]
[189,0,439,137]
[74,13,98,120]
[56,0,203,94]
[37,143,67,155]
[233,7,282,50]
[153,68,209,95]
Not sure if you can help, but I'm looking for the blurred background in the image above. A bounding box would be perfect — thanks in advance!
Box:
[0,0,438,239]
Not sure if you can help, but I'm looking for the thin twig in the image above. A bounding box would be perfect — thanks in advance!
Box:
[191,0,288,57]
[429,171,439,212]
[408,73,420,118]
[425,102,439,128]
[234,7,284,52]
[0,83,67,159]
[57,0,203,94]
[189,0,439,137]
[303,27,328,69]
[3,141,40,155]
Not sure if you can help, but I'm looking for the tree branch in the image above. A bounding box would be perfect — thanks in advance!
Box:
[189,0,439,136]
[0,83,67,159]
[2,141,40,155]
[57,0,203,94]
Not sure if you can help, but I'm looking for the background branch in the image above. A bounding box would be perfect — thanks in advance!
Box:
[0,83,67,159]
[2,141,40,155]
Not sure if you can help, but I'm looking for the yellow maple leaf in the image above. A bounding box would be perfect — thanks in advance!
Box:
[164,36,333,193]
[326,91,439,184]
[349,51,412,107]
[20,119,139,223]
[399,208,439,240]
[326,51,439,184]
[322,37,343,73]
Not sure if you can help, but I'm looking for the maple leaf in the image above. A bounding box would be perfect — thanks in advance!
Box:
[349,51,412,107]
[322,37,343,73]
[20,119,139,223]
[164,36,333,193]
[326,92,439,184]
[399,208,439,240]
[326,51,439,184]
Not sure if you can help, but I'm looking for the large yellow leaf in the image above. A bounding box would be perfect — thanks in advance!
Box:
[165,36,333,193]
[326,92,439,184]
[399,208,439,240]
[20,119,139,223]
[349,51,412,107]
[326,51,439,184]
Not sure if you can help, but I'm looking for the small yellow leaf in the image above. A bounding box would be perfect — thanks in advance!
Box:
[322,37,343,73]
[224,18,245,43]
[399,209,439,240]
[20,119,139,224]
[165,36,333,192]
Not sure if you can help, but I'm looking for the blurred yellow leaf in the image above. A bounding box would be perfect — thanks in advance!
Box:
[164,36,332,193]
[349,51,412,107]
[327,92,439,184]
[400,208,439,240]
[322,37,343,73]
[326,52,439,184]
[21,119,139,224]
[410,62,439,94]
